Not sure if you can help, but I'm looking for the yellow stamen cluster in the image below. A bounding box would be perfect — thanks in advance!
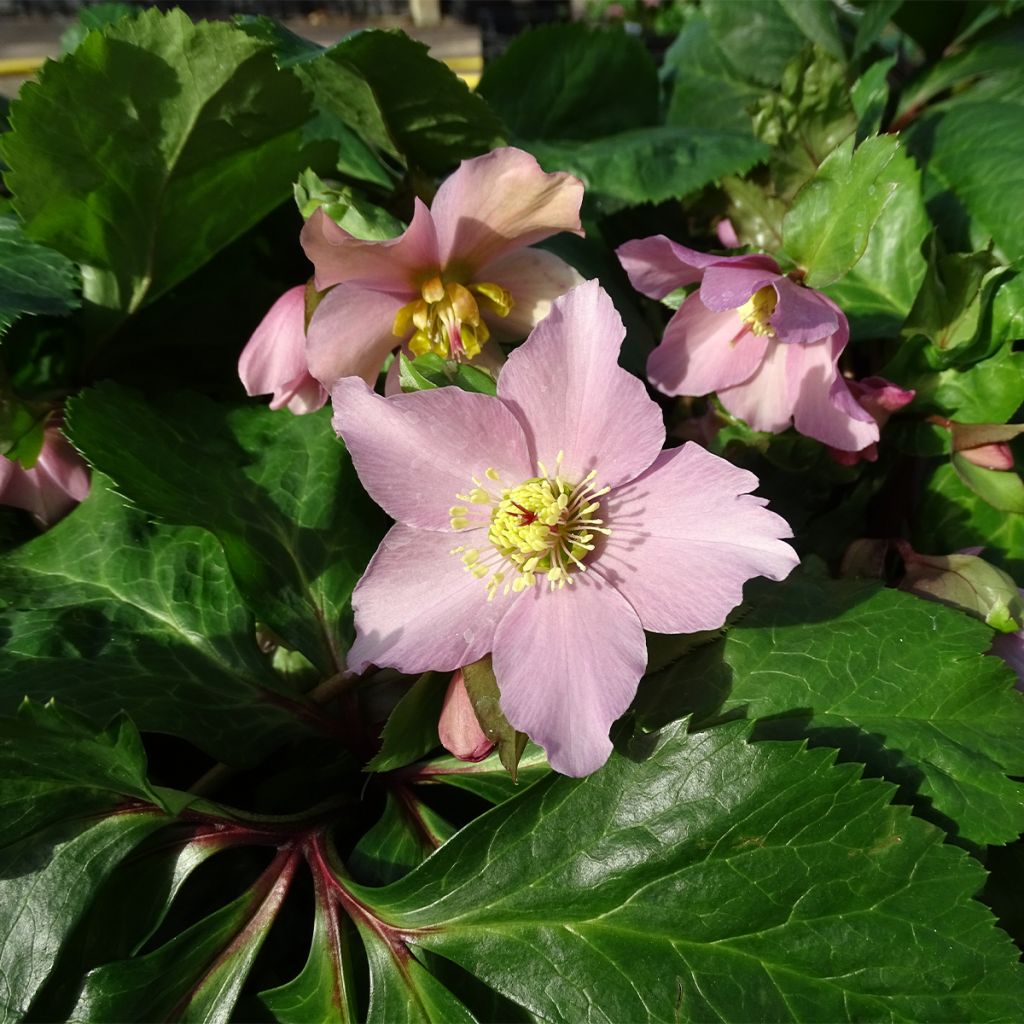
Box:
[449,455,610,601]
[736,285,778,338]
[393,275,513,361]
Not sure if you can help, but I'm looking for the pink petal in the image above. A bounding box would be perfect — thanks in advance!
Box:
[238,286,328,414]
[769,277,839,344]
[787,331,879,451]
[331,377,533,532]
[431,148,583,273]
[850,376,916,422]
[491,572,646,776]
[699,259,782,312]
[646,293,768,397]
[477,247,585,341]
[717,339,795,433]
[715,218,740,248]
[960,443,1015,471]
[990,630,1024,691]
[348,525,507,674]
[497,281,665,488]
[0,427,90,527]
[438,669,494,762]
[300,203,439,292]
[306,284,407,390]
[598,445,797,634]
[616,236,724,299]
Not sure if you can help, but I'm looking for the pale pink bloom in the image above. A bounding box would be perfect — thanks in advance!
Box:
[0,424,90,527]
[238,285,327,414]
[616,238,879,451]
[332,282,798,776]
[438,669,494,762]
[301,147,585,393]
[829,376,915,466]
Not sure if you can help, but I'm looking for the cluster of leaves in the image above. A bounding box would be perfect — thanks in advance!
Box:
[1,2,1023,1021]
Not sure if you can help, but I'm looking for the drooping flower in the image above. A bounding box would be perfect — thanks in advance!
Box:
[301,147,585,394]
[829,376,915,466]
[438,669,494,762]
[332,281,798,776]
[0,423,90,527]
[238,285,327,414]
[616,238,879,451]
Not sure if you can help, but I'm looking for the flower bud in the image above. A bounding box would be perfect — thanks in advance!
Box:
[0,424,90,527]
[438,669,494,762]
[828,377,915,466]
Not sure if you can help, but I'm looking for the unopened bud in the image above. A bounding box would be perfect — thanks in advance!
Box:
[438,669,494,762]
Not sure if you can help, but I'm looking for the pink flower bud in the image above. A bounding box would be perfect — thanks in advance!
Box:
[438,669,494,762]
[959,442,1014,471]
[238,286,327,415]
[827,377,914,466]
[715,218,740,249]
[0,424,90,527]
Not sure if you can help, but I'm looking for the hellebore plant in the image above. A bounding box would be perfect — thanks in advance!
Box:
[829,376,916,466]
[333,281,798,776]
[301,147,585,393]
[238,285,327,414]
[617,238,879,451]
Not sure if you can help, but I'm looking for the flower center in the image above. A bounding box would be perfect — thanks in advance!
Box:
[393,275,513,361]
[736,285,778,338]
[449,455,610,601]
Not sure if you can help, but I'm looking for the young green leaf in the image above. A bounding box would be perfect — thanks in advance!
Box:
[366,673,448,774]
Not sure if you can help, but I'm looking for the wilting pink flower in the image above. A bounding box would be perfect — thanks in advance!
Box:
[617,238,879,451]
[301,147,584,393]
[0,424,90,527]
[332,282,798,776]
[829,376,915,465]
[438,669,494,762]
[238,286,327,414]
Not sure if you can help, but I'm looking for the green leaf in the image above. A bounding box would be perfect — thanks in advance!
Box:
[952,452,1024,513]
[777,0,844,59]
[821,139,929,337]
[70,848,300,1023]
[398,352,444,393]
[357,722,1024,1021]
[909,102,1024,263]
[528,125,769,212]
[410,746,550,805]
[0,394,49,468]
[59,2,136,54]
[294,168,403,240]
[703,0,808,86]
[66,384,387,676]
[851,56,895,139]
[259,875,359,1024]
[0,215,80,338]
[366,673,448,774]
[0,701,172,1020]
[933,342,1024,422]
[783,134,919,287]
[350,790,454,886]
[248,22,503,176]
[902,238,1009,363]
[917,460,1024,579]
[477,23,659,140]
[1,9,310,317]
[639,573,1024,844]
[461,656,527,781]
[0,477,309,763]
[852,0,903,57]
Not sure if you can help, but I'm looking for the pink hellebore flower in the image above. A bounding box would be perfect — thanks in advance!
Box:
[238,285,327,414]
[332,282,798,776]
[829,376,915,466]
[301,147,585,392]
[438,669,494,762]
[0,424,90,527]
[616,238,879,452]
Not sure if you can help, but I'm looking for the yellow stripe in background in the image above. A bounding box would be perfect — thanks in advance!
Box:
[0,57,46,76]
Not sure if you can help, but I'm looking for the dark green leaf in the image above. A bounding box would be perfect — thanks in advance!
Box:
[529,126,769,213]
[350,790,454,886]
[851,56,895,139]
[478,23,658,140]
[704,0,808,86]
[0,477,309,763]
[638,573,1024,844]
[358,722,1024,1021]
[0,215,80,338]
[66,385,387,676]
[366,673,448,774]
[1,9,310,317]
[852,0,904,57]
[411,746,550,805]
[778,0,844,58]
[70,848,300,1023]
